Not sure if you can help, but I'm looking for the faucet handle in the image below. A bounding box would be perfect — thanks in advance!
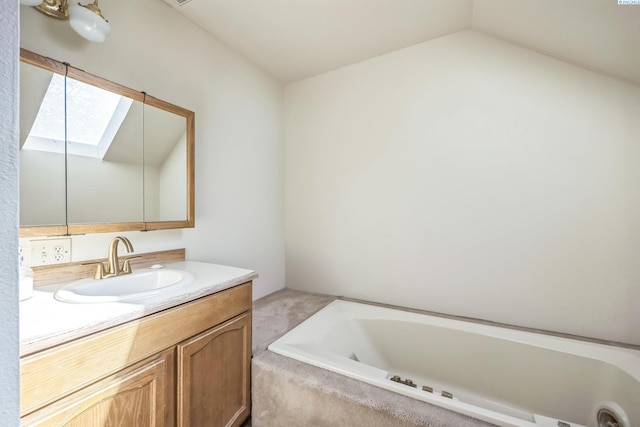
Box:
[121,256,142,274]
[82,261,107,279]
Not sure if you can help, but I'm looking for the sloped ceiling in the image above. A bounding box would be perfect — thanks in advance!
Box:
[473,0,640,86]
[163,0,640,85]
[162,0,473,82]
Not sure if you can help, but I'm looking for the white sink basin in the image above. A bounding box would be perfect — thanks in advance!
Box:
[55,268,195,303]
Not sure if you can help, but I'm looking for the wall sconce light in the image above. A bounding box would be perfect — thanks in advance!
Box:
[20,0,111,43]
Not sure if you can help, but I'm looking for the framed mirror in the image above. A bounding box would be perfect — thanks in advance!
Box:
[19,49,195,237]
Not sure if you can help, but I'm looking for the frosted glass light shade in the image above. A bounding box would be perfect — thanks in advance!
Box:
[69,4,111,43]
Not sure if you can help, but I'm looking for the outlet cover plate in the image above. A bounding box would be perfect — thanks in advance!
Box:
[29,238,72,266]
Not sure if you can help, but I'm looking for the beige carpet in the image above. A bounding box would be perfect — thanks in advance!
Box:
[252,288,336,356]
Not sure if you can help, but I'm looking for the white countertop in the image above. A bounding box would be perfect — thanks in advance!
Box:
[20,261,258,356]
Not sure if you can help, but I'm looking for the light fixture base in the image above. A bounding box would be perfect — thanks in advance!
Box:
[82,0,108,22]
[35,0,70,20]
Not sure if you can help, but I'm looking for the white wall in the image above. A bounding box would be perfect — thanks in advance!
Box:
[20,0,285,300]
[144,164,161,222]
[158,134,187,221]
[20,150,66,226]
[66,154,144,224]
[0,0,20,421]
[284,30,640,344]
[21,151,146,224]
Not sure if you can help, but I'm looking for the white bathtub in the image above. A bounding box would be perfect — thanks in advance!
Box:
[268,300,640,427]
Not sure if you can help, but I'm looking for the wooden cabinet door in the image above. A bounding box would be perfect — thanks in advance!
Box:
[177,312,251,427]
[21,349,175,427]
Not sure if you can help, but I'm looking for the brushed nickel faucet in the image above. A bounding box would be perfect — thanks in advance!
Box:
[94,236,138,279]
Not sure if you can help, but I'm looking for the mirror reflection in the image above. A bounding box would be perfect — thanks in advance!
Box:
[143,101,188,222]
[66,78,145,224]
[19,61,66,228]
[19,49,195,236]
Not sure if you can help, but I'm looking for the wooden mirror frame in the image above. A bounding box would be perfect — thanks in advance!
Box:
[19,49,195,237]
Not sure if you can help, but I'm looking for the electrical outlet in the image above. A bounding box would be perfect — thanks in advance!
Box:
[18,246,29,269]
[29,238,72,266]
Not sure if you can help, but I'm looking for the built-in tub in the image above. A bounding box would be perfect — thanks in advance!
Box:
[268,300,640,427]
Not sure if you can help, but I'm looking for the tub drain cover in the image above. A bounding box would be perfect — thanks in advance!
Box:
[595,403,628,427]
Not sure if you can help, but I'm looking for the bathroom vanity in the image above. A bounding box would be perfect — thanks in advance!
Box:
[19,260,255,427]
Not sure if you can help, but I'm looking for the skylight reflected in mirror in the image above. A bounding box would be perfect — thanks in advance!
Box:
[23,73,133,159]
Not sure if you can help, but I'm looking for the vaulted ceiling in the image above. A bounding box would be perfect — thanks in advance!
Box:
[162,0,640,85]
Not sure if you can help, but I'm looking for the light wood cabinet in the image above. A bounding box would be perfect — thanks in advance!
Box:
[21,349,175,426]
[177,313,251,427]
[20,282,252,427]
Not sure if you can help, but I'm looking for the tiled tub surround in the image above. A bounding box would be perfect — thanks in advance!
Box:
[252,291,640,427]
[20,260,257,356]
